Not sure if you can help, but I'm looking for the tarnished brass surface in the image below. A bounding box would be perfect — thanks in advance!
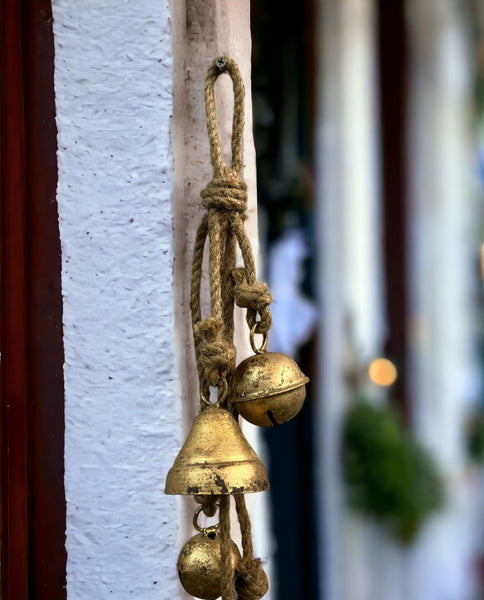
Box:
[229,352,309,427]
[165,405,269,495]
[178,532,241,600]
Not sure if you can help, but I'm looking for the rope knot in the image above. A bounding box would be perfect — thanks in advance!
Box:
[232,268,272,334]
[232,268,272,310]
[201,173,248,213]
[193,318,236,386]
[235,558,269,600]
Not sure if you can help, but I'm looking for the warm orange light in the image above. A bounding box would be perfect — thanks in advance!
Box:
[368,358,397,387]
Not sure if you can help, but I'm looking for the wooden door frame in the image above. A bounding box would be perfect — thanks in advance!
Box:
[1,1,66,598]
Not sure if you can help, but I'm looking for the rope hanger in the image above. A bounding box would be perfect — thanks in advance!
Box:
[190,56,272,405]
[167,55,308,600]
[190,56,270,600]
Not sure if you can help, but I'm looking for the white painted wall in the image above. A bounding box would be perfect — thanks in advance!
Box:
[53,1,270,599]
[53,1,181,598]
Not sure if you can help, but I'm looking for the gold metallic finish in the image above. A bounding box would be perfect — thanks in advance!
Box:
[250,323,268,354]
[200,376,229,407]
[229,352,309,427]
[178,532,241,600]
[164,405,269,495]
[193,504,219,534]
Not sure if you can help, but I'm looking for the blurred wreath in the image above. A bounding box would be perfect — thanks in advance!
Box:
[342,400,444,544]
[466,408,484,464]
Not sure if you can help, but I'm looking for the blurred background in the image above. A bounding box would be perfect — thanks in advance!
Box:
[250,1,484,599]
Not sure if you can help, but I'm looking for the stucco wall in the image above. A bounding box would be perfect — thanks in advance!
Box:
[52,1,180,597]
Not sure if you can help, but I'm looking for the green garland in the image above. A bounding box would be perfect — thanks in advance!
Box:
[342,400,444,544]
[466,409,484,464]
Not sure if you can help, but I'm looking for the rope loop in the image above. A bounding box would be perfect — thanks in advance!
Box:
[205,56,245,176]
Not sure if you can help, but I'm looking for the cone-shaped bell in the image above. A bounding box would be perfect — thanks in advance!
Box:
[165,405,269,495]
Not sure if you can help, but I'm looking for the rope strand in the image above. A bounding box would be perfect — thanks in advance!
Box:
[189,56,270,599]
[234,495,269,600]
[219,495,235,600]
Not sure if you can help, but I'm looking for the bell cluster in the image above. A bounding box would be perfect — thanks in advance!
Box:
[164,55,309,600]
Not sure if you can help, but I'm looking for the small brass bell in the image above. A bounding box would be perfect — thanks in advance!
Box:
[229,352,309,427]
[178,532,241,600]
[165,405,269,495]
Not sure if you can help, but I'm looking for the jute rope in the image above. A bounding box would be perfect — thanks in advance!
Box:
[234,495,269,599]
[190,56,272,400]
[190,56,270,600]
[220,495,236,599]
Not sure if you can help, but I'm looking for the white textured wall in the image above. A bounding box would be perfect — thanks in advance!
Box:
[52,1,180,598]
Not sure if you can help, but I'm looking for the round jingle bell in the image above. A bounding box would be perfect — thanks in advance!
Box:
[229,330,309,427]
[178,531,241,600]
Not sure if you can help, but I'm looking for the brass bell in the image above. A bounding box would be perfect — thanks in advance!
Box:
[178,532,241,600]
[165,405,269,495]
[229,352,309,427]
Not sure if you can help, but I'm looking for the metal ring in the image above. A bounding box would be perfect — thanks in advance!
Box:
[193,504,220,536]
[200,382,211,407]
[250,322,268,354]
[217,377,229,406]
[200,377,229,407]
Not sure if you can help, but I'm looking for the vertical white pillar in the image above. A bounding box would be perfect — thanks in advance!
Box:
[407,2,477,599]
[315,1,382,599]
[53,1,181,597]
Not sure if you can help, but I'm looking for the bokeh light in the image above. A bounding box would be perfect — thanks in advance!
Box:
[368,358,398,387]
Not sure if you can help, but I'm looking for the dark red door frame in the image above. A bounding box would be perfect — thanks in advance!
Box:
[1,1,66,598]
